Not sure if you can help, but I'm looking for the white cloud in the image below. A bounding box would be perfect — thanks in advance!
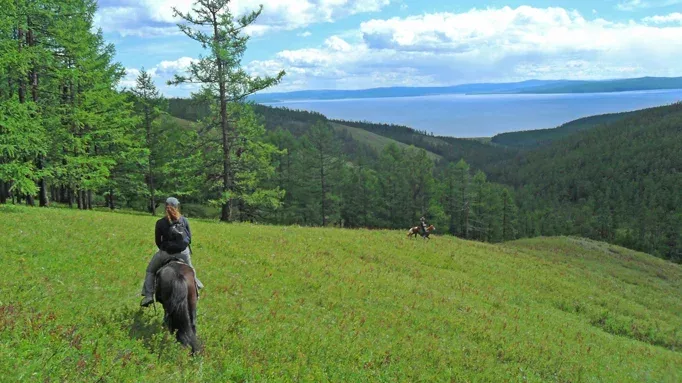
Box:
[121,57,203,96]
[616,0,682,11]
[643,12,682,24]
[96,0,391,37]
[246,6,682,91]
[120,68,141,89]
[93,5,181,37]
[155,57,198,74]
[298,31,313,37]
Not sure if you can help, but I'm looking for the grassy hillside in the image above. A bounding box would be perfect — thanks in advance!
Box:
[332,119,516,170]
[167,98,517,170]
[331,123,442,161]
[491,110,639,148]
[2,205,681,382]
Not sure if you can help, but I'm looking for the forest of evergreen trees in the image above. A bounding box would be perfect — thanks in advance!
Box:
[486,103,682,262]
[2,0,681,262]
[0,0,520,245]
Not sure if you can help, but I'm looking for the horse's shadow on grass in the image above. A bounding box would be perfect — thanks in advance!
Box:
[112,306,174,354]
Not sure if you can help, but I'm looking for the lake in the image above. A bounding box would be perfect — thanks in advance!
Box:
[264,90,682,137]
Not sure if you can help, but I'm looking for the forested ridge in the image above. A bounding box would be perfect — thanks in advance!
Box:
[168,97,682,262]
[166,98,520,241]
[487,102,682,261]
[490,110,638,147]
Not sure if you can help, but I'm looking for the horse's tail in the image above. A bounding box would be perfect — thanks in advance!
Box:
[166,272,198,354]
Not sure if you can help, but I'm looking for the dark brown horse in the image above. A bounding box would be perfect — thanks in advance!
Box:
[155,261,199,354]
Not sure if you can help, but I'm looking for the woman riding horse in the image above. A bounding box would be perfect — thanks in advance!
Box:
[140,197,204,307]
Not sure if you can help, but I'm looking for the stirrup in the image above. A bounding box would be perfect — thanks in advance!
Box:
[140,296,154,307]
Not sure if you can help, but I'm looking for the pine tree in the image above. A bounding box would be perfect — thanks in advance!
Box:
[169,0,285,221]
[471,170,488,241]
[225,103,284,221]
[455,159,471,238]
[130,68,165,214]
[266,128,300,224]
[377,144,410,228]
[341,157,379,228]
[302,121,343,226]
[404,148,435,223]
[0,0,52,204]
[502,188,518,241]
[442,163,458,236]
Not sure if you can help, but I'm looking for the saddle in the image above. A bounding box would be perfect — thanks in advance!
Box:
[155,258,190,276]
[154,258,200,299]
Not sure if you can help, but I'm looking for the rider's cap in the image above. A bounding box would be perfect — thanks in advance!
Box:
[166,197,180,207]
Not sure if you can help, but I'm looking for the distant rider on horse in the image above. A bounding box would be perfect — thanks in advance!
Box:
[419,216,429,237]
[140,197,204,307]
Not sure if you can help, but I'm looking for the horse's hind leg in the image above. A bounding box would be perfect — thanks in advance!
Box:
[188,280,198,335]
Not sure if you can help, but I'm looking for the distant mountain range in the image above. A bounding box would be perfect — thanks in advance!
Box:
[250,76,682,103]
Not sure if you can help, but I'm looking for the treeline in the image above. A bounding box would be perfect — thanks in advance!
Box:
[1,0,138,209]
[263,123,518,241]
[488,103,682,262]
[490,111,636,148]
[0,0,520,244]
[167,98,521,241]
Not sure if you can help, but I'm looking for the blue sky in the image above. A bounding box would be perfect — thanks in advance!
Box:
[94,0,682,96]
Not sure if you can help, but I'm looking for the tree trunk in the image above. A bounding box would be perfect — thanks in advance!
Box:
[77,190,83,209]
[5,67,12,97]
[26,194,34,206]
[503,197,508,241]
[87,190,92,210]
[23,25,49,207]
[37,157,48,207]
[464,202,470,240]
[145,108,156,215]
[320,152,326,227]
[213,12,231,222]
[108,188,115,210]
[0,181,7,204]
[68,189,73,208]
[17,28,25,104]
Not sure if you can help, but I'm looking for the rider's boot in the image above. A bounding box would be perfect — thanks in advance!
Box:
[140,296,154,307]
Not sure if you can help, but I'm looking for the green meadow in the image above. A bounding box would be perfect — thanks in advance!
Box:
[1,205,681,382]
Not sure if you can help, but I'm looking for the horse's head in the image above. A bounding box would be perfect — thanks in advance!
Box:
[428,225,435,231]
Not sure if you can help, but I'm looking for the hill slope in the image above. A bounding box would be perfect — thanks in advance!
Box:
[167,98,515,169]
[331,123,442,161]
[491,110,639,148]
[2,206,681,382]
[486,102,682,260]
[515,76,682,94]
[332,119,516,169]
